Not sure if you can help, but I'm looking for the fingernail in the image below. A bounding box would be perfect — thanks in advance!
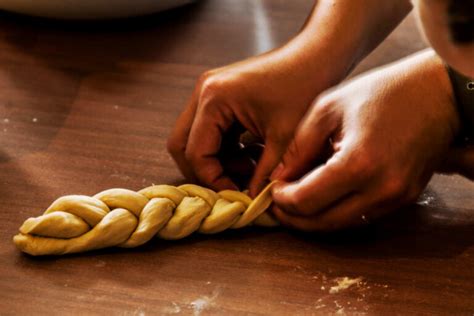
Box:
[270,163,284,180]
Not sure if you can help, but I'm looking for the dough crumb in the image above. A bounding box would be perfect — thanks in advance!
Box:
[330,277,363,294]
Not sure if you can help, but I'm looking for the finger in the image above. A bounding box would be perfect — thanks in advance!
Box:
[248,143,283,197]
[272,193,377,232]
[271,151,363,216]
[271,102,337,182]
[186,103,238,191]
[167,90,200,182]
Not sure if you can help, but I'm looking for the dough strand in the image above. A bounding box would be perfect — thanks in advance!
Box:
[13,182,278,256]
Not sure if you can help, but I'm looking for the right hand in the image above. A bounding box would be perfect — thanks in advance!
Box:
[167,48,342,195]
[270,50,460,231]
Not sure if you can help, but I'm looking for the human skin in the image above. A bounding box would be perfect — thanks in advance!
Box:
[169,0,471,231]
[413,0,474,179]
[270,50,459,231]
[167,0,413,196]
[413,0,474,77]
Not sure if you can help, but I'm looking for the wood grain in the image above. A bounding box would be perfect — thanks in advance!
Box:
[0,1,473,315]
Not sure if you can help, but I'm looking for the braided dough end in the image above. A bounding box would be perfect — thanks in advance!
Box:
[14,208,137,256]
[19,211,89,238]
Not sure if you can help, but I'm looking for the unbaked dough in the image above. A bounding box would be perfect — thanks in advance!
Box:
[13,182,278,256]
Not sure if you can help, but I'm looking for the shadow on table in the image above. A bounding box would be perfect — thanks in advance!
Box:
[293,187,474,260]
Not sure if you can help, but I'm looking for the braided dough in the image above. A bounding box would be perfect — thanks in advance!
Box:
[13,182,278,256]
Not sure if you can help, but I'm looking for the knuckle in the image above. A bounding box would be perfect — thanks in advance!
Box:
[200,76,224,99]
[197,70,214,86]
[313,96,333,114]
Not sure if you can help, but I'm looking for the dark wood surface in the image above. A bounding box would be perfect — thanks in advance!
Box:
[0,1,473,315]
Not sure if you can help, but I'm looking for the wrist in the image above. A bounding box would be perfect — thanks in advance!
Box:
[271,32,354,96]
[428,51,461,140]
[445,65,474,146]
[276,0,413,93]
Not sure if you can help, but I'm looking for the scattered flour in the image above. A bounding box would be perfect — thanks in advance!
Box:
[189,288,220,316]
[330,277,363,294]
[162,302,181,314]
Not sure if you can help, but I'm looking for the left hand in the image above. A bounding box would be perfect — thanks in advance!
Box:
[270,50,460,231]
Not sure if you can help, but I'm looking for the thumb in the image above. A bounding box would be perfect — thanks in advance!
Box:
[248,142,284,197]
[271,104,337,182]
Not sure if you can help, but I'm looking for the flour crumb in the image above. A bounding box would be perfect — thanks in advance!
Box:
[189,288,220,316]
[162,302,181,314]
[334,300,345,315]
[32,117,38,123]
[3,118,9,123]
[190,298,209,316]
[114,105,119,110]
[330,277,363,294]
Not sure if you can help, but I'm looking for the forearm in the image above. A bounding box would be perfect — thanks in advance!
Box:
[274,0,413,86]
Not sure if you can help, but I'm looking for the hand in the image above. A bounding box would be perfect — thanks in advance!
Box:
[167,47,344,195]
[167,0,413,196]
[271,50,460,231]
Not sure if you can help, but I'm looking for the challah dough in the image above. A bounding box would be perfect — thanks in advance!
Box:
[13,182,278,256]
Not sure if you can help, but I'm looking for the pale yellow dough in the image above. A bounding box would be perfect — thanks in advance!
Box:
[13,182,278,256]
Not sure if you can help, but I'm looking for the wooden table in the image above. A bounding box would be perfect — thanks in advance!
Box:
[0,1,473,315]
